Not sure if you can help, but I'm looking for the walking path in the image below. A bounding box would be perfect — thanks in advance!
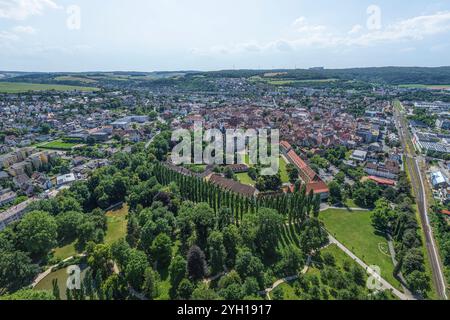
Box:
[264,256,312,300]
[328,234,413,300]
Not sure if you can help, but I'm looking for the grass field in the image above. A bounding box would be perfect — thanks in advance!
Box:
[236,172,255,186]
[38,139,80,150]
[0,82,99,93]
[53,242,78,260]
[279,156,290,183]
[54,76,98,84]
[398,84,450,90]
[319,208,401,290]
[104,204,129,245]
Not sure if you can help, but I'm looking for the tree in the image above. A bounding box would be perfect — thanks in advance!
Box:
[56,211,85,241]
[353,181,380,208]
[371,199,394,232]
[17,211,57,257]
[111,239,131,270]
[126,214,140,248]
[151,233,172,268]
[191,283,220,300]
[328,181,342,205]
[402,248,425,275]
[169,255,187,296]
[0,250,38,294]
[0,289,55,300]
[77,221,98,248]
[207,230,226,273]
[277,246,304,276]
[235,248,264,283]
[143,267,160,299]
[177,278,194,299]
[222,225,241,268]
[224,167,235,179]
[254,208,283,259]
[87,243,112,279]
[192,203,215,250]
[287,165,299,184]
[125,249,149,290]
[187,245,207,281]
[52,279,61,300]
[405,270,430,295]
[299,218,329,254]
[256,174,282,192]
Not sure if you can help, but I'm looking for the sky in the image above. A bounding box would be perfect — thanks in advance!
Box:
[1,0,450,72]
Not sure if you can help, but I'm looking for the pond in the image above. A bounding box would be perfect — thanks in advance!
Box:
[34,264,89,300]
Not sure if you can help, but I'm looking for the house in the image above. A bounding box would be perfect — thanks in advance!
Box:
[366,176,396,186]
[207,174,258,197]
[431,171,447,189]
[350,150,368,162]
[226,164,249,173]
[0,190,17,206]
[282,143,329,199]
[0,198,35,231]
[56,173,76,186]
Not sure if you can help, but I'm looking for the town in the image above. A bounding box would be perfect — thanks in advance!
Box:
[1,68,449,303]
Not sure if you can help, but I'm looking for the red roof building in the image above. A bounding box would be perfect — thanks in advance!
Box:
[366,176,396,186]
[440,210,450,216]
[281,142,329,199]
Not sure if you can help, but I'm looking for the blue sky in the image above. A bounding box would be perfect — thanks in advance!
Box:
[1,0,450,71]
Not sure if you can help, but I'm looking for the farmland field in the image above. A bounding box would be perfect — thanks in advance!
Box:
[54,76,98,84]
[397,84,450,90]
[0,82,99,93]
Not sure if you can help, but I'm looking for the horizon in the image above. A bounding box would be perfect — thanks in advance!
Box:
[2,65,450,74]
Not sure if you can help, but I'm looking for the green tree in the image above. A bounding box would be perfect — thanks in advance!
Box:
[187,245,207,281]
[143,267,160,299]
[208,230,226,273]
[177,278,194,300]
[17,211,57,256]
[151,233,172,268]
[125,249,149,290]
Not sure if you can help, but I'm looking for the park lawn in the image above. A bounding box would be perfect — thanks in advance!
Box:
[0,82,99,93]
[236,172,255,186]
[319,208,402,290]
[38,139,79,150]
[104,204,129,245]
[53,241,78,260]
[344,198,360,208]
[279,157,290,183]
[270,282,300,300]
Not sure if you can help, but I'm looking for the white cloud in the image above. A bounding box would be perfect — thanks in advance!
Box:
[292,16,326,33]
[195,11,450,56]
[348,24,363,35]
[349,11,450,46]
[0,30,19,40]
[12,25,36,34]
[0,0,61,20]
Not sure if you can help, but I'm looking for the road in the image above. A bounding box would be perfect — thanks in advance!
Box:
[394,101,448,300]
